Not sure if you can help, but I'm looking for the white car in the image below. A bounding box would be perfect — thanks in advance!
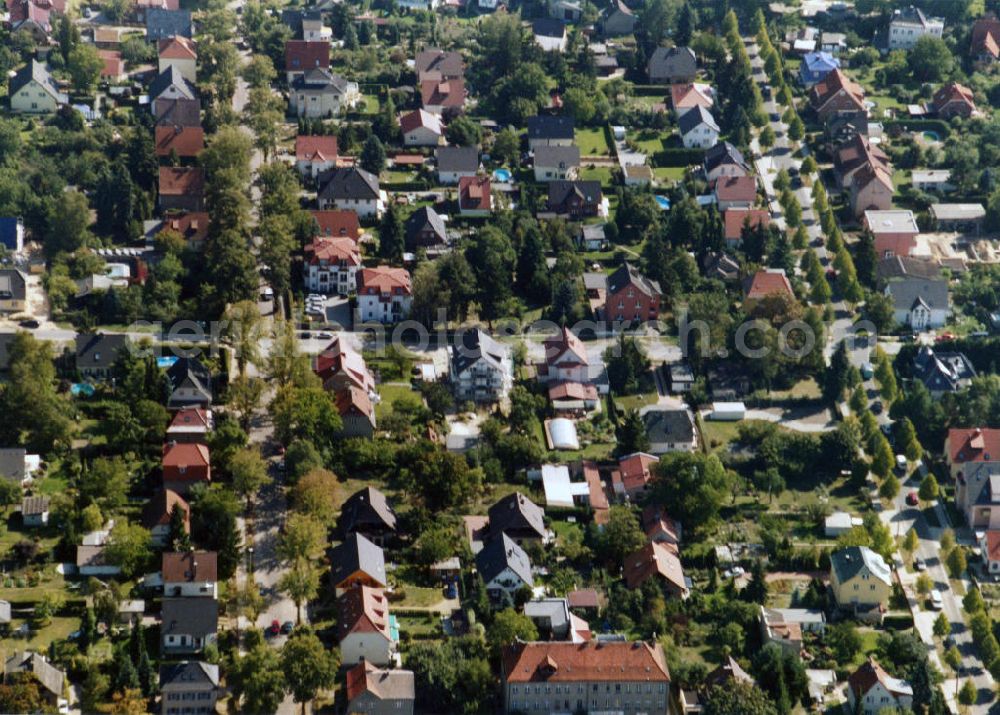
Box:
[930,590,943,610]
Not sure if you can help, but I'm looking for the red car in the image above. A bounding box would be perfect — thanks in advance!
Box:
[906,491,919,506]
[935,332,956,343]
[266,619,281,637]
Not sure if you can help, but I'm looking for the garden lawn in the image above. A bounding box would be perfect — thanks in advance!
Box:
[653,167,686,182]
[577,128,611,156]
[0,615,79,655]
[376,383,421,419]
[579,166,614,187]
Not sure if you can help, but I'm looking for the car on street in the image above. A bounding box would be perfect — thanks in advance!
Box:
[18,319,39,329]
[316,332,333,339]
[281,621,294,634]
[914,557,926,571]
[930,590,944,610]
[906,491,919,506]
[935,332,956,343]
[266,619,281,637]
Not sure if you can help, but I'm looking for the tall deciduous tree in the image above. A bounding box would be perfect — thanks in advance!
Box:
[281,630,338,713]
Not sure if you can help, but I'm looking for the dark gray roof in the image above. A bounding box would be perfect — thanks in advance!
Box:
[548,180,603,209]
[161,597,217,637]
[607,262,661,299]
[339,486,398,536]
[291,67,352,94]
[328,533,387,587]
[166,357,212,401]
[641,408,695,444]
[830,546,891,586]
[75,333,131,369]
[149,65,197,101]
[914,347,975,393]
[451,328,508,376]
[4,652,64,698]
[318,167,380,201]
[886,278,949,312]
[533,18,566,38]
[488,492,546,540]
[280,8,322,36]
[703,142,748,174]
[527,115,575,142]
[405,206,446,243]
[648,46,697,75]
[476,532,533,586]
[160,661,220,688]
[534,145,581,169]
[580,224,606,241]
[154,98,202,127]
[877,255,941,283]
[10,60,66,104]
[146,8,193,39]
[678,104,719,135]
[0,269,26,302]
[435,146,479,173]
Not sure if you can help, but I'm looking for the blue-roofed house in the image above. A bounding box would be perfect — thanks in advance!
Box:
[0,219,24,254]
[799,52,840,86]
[146,8,193,40]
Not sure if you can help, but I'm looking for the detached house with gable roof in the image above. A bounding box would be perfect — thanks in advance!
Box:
[318,167,385,218]
[703,141,750,182]
[160,661,220,715]
[830,546,892,612]
[601,262,661,324]
[335,386,376,439]
[155,126,205,159]
[146,8,192,39]
[345,662,415,715]
[848,658,913,714]
[450,328,513,403]
[888,5,942,51]
[420,78,466,115]
[284,40,330,83]
[527,115,575,149]
[972,16,1000,65]
[329,533,388,595]
[545,180,605,219]
[414,49,464,82]
[161,598,217,655]
[339,486,397,544]
[75,333,131,380]
[303,236,360,295]
[162,443,211,494]
[623,540,688,597]
[290,68,360,119]
[488,491,548,545]
[357,266,412,324]
[477,533,533,606]
[400,109,443,147]
[600,0,635,36]
[313,337,376,395]
[143,489,190,547]
[295,135,338,178]
[337,585,398,666]
[9,60,67,114]
[648,46,697,84]
[743,269,795,308]
[4,652,65,709]
[459,176,492,216]
[809,68,866,122]
[405,206,447,249]
[158,36,197,84]
[166,357,212,409]
[162,551,218,598]
[159,167,205,212]
[533,145,580,182]
[913,346,975,397]
[930,82,977,120]
[436,146,480,185]
[678,105,719,149]
[950,428,1000,527]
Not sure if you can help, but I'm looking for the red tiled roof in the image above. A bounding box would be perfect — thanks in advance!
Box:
[985,531,1000,563]
[161,212,209,244]
[670,83,712,110]
[548,381,598,401]
[420,78,466,108]
[932,82,976,112]
[285,40,330,72]
[98,50,125,78]
[744,270,794,301]
[162,550,217,583]
[566,588,601,609]
[848,658,910,699]
[359,266,412,296]
[623,541,685,591]
[714,175,756,203]
[809,68,865,112]
[399,109,442,135]
[162,442,210,468]
[502,641,670,684]
[337,585,392,641]
[972,17,1000,59]
[723,208,770,241]
[335,385,374,421]
[158,36,197,60]
[459,175,491,211]
[618,452,659,493]
[310,210,361,241]
[159,167,205,196]
[168,407,211,431]
[141,489,190,530]
[544,327,587,367]
[948,428,1000,464]
[304,236,360,266]
[296,135,338,162]
[155,126,205,157]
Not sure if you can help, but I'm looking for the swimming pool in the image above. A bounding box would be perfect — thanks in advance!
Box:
[157,356,179,369]
[655,195,671,211]
[493,168,512,182]
[70,383,95,397]
[923,130,940,141]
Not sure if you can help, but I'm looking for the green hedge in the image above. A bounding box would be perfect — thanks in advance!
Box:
[652,148,706,167]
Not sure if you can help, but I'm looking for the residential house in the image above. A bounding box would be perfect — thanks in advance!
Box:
[161,598,218,655]
[723,208,770,248]
[876,255,941,285]
[641,504,681,545]
[601,261,661,324]
[339,486,397,544]
[436,146,480,185]
[336,386,377,438]
[648,46,696,84]
[329,533,388,595]
[159,661,220,715]
[9,0,51,43]
[313,337,376,395]
[284,40,330,83]
[888,6,942,51]
[786,26,818,54]
[548,0,581,21]
[0,448,40,483]
[576,224,607,251]
[759,606,826,654]
[678,105,719,149]
[458,176,492,216]
[527,115,574,149]
[281,9,330,40]
[9,61,66,114]
[0,217,25,254]
[820,32,847,54]
[913,346,976,397]
[166,408,212,444]
[75,333,130,380]
[523,597,590,642]
[99,51,126,82]
[971,16,1000,65]
[930,82,976,120]
[850,163,894,218]
[713,175,756,211]
[705,656,754,690]
[143,489,190,547]
[420,78,466,115]
[476,532,533,606]
[357,266,412,324]
[155,126,205,159]
[848,658,913,714]
[154,98,202,128]
[158,167,205,212]
[623,164,653,187]
[21,496,49,527]
[930,203,985,234]
[405,206,447,249]
[488,491,547,545]
[834,134,891,190]
[290,68,360,119]
[337,586,398,667]
[545,180,604,219]
[77,545,120,576]
[149,66,198,118]
[670,82,714,117]
[703,141,750,182]
[548,381,600,414]
[641,408,697,454]
[799,51,839,86]
[980,531,1000,575]
[414,49,464,82]
[400,109,444,147]
[885,278,949,330]
[533,18,567,52]
[623,541,688,598]
[500,641,671,715]
[318,168,385,219]
[600,0,635,36]
[4,653,64,708]
[864,210,919,258]
[295,135,338,179]
[345,662,414,715]
[614,452,660,499]
[158,36,197,84]
[829,546,892,611]
[539,327,589,385]
[809,69,866,122]
[702,251,740,282]
[162,443,210,494]
[533,145,580,182]
[451,329,513,403]
[0,269,27,313]
[304,236,360,295]
[146,8,193,40]
[162,551,218,599]
[311,210,361,242]
[166,357,212,409]
[951,428,1000,527]
[743,269,795,307]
